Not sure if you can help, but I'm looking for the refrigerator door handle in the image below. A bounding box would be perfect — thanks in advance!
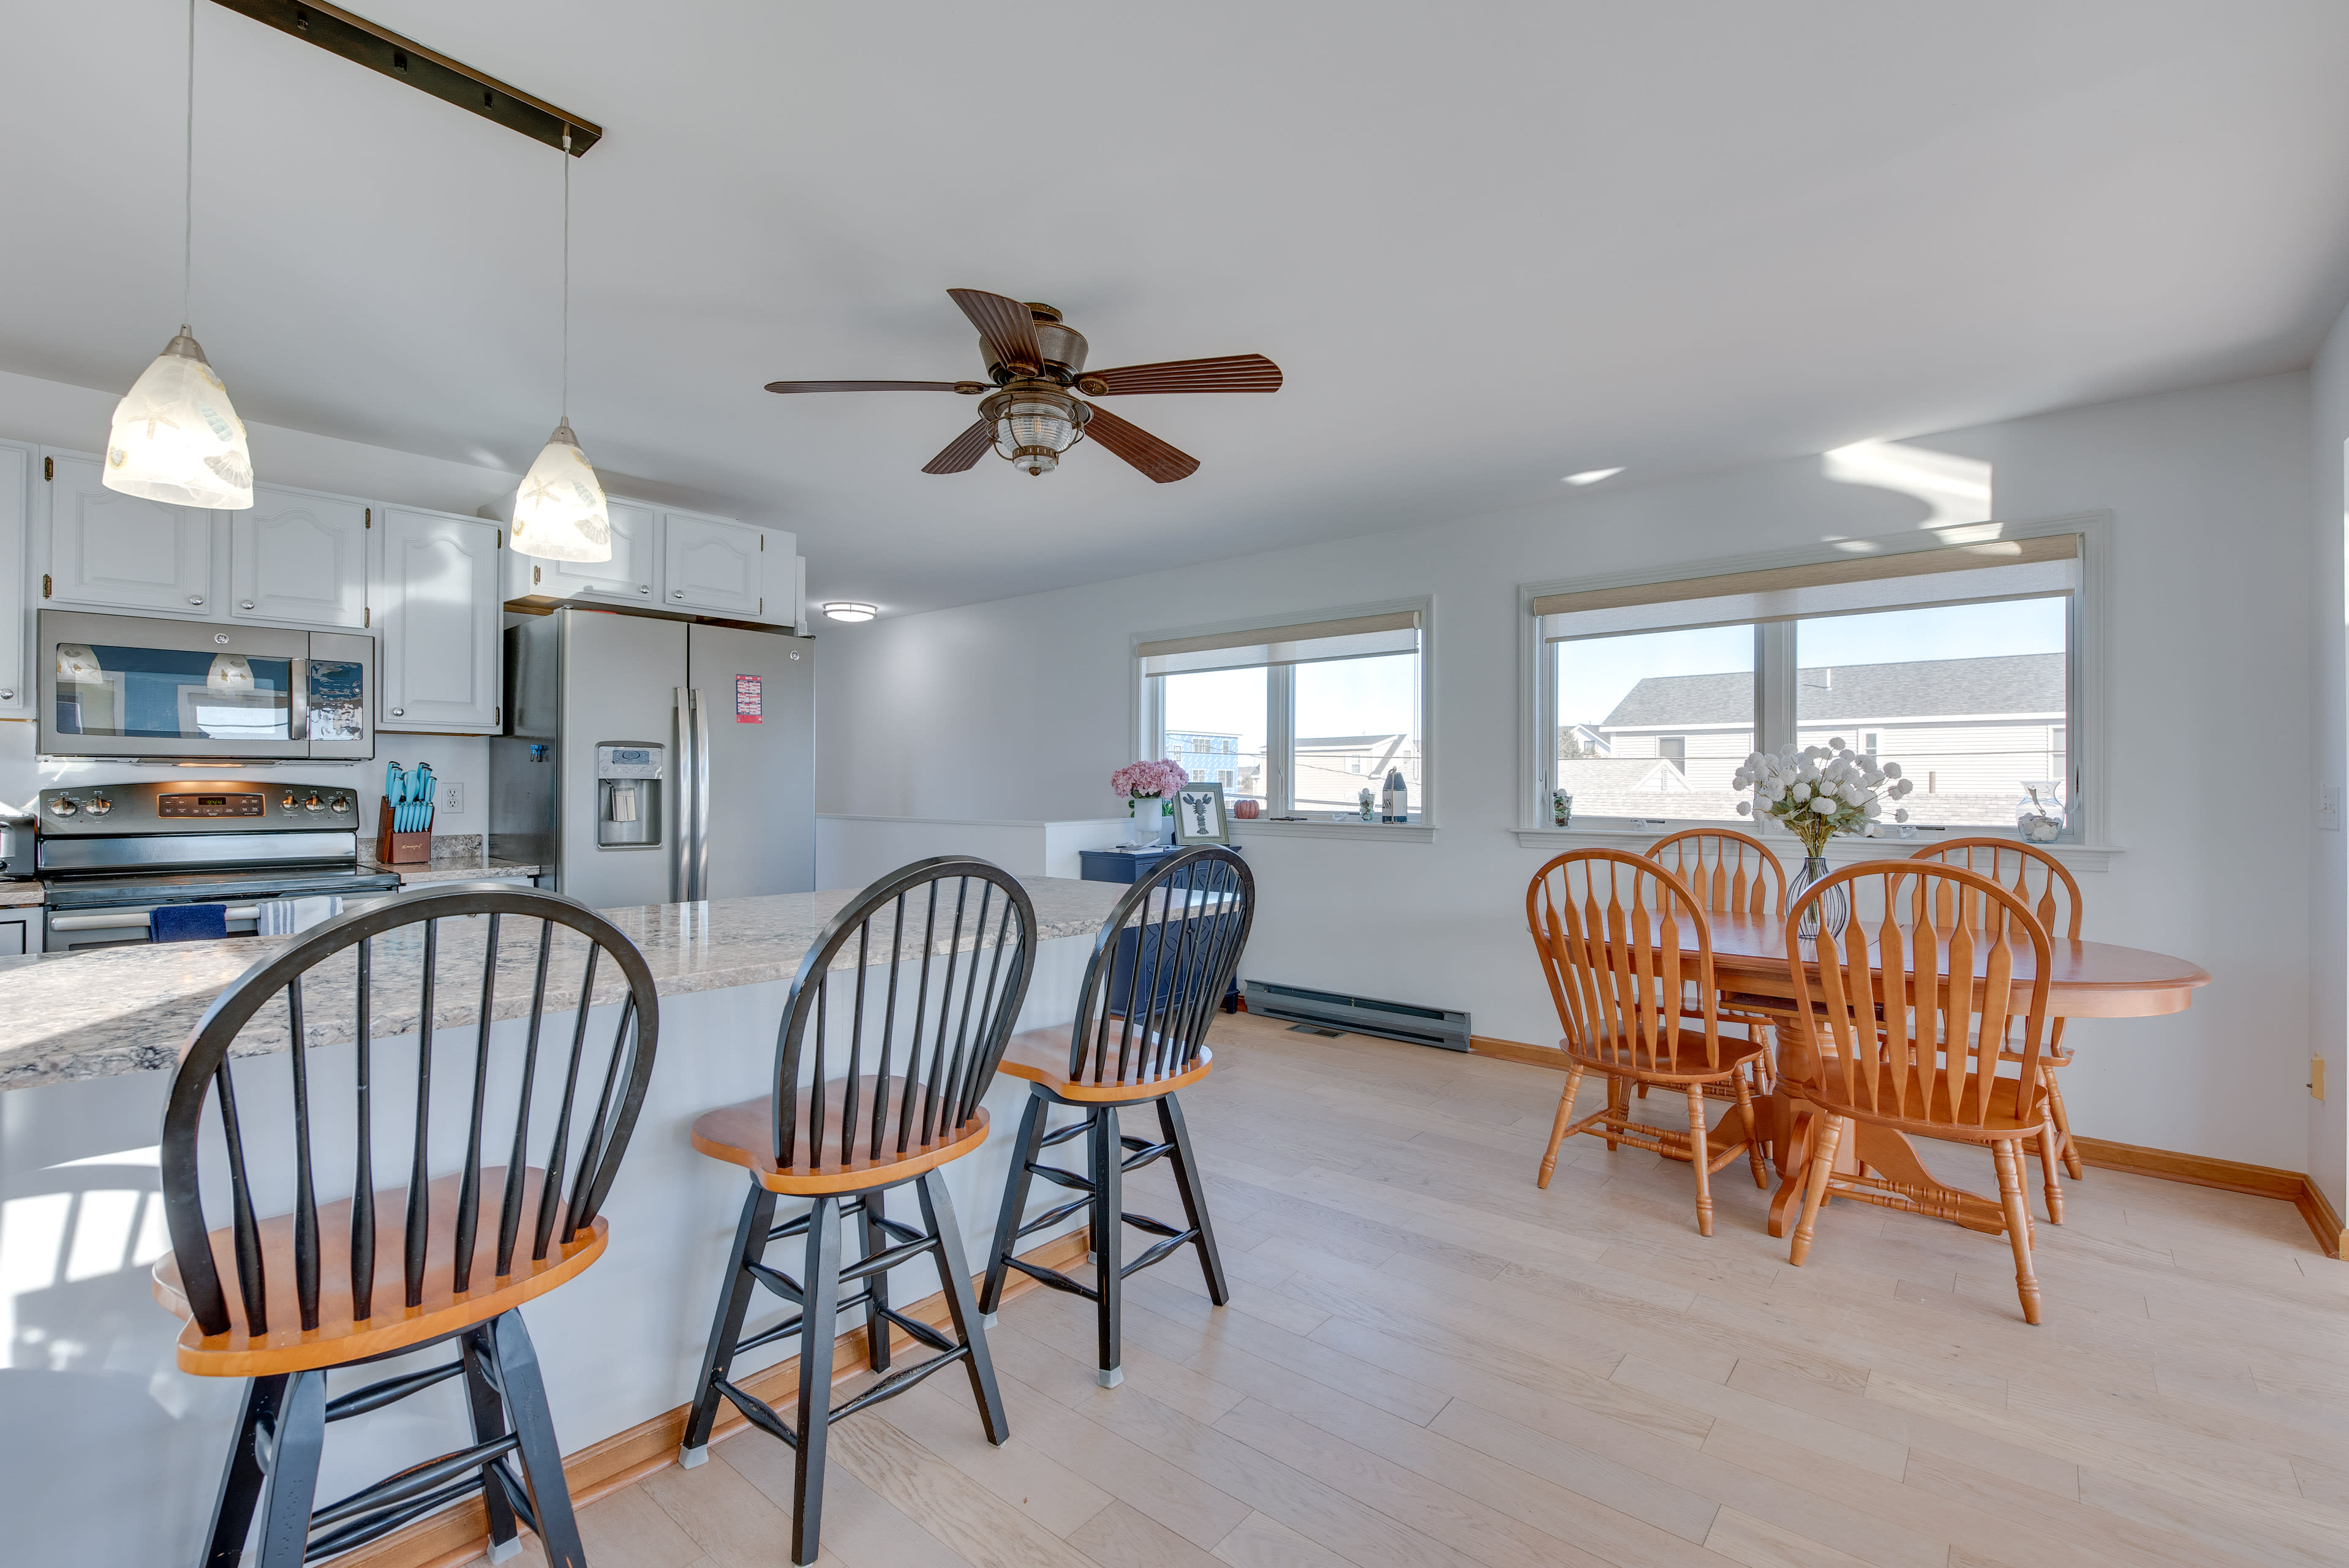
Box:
[691,687,713,900]
[673,685,693,902]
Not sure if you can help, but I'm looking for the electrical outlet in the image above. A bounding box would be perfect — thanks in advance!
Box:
[440,782,464,815]
[2313,1055,2327,1101]
[2323,786,2342,832]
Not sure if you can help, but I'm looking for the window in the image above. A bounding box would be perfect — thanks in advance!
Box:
[1139,605,1430,825]
[1529,530,2086,840]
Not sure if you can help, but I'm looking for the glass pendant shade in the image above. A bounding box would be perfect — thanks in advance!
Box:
[511,420,612,562]
[104,330,254,508]
[986,388,1084,477]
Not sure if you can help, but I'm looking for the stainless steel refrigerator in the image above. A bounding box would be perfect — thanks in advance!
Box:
[489,608,815,909]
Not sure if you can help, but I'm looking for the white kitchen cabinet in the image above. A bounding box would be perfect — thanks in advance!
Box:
[507,498,658,606]
[42,451,215,614]
[374,506,501,733]
[0,909,31,957]
[232,484,369,628]
[0,442,28,714]
[662,510,765,617]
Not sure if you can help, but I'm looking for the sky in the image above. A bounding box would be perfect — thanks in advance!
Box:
[1161,652,1418,754]
[1555,596,2067,728]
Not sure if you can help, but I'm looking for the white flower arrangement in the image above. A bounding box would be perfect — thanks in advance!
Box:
[1733,737,1915,857]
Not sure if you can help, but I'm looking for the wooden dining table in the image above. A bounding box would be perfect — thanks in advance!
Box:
[1667,910,2211,1238]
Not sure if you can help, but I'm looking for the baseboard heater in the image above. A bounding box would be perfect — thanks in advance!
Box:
[1243,981,1471,1052]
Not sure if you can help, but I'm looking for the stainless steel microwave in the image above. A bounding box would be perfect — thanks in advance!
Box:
[37,609,375,762]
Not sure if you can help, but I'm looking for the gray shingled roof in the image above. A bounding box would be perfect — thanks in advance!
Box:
[1599,653,2063,729]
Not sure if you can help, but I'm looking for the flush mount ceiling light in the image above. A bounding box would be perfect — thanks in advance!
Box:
[105,1,254,511]
[510,129,611,562]
[822,603,878,623]
[1563,467,1624,486]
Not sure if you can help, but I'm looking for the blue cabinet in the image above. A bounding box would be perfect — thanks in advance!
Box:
[1077,846,1243,1013]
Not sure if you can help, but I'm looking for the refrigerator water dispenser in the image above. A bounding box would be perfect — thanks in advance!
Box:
[595,743,664,848]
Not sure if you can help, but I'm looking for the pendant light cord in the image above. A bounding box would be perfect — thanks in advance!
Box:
[182,0,195,329]
[561,129,571,423]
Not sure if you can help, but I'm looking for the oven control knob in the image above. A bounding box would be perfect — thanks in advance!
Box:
[330,795,352,813]
[281,794,297,810]
[85,796,111,817]
[47,797,75,818]
[303,794,325,813]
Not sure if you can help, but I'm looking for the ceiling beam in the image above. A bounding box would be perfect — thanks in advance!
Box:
[209,0,602,154]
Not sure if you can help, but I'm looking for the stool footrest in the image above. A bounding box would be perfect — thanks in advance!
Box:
[867,1212,926,1245]
[828,1345,970,1423]
[323,1359,467,1422]
[1122,1229,1201,1278]
[1039,1120,1091,1148]
[305,1471,488,1561]
[1120,1140,1174,1172]
[715,1377,800,1449]
[839,1232,940,1286]
[1014,1196,1092,1241]
[1122,1210,1185,1240]
[1027,1161,1095,1194]
[743,1258,805,1303]
[877,1303,957,1355]
[1005,1254,1100,1302]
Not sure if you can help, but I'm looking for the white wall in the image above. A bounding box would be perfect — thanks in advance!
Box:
[821,372,2317,1174]
[2310,308,2349,1220]
[815,815,1132,890]
[0,368,521,842]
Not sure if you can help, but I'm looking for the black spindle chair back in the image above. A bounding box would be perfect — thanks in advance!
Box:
[159,884,661,1347]
[767,857,1039,1178]
[1061,847,1253,1090]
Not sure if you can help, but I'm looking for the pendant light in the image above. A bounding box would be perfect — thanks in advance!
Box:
[105,0,253,510]
[511,129,612,562]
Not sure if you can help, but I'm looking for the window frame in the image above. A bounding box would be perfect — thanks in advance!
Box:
[1135,595,1437,837]
[1518,512,2111,851]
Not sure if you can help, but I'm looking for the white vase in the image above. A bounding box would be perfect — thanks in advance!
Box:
[1128,796,1172,846]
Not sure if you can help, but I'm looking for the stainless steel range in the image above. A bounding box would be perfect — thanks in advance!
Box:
[37,779,401,951]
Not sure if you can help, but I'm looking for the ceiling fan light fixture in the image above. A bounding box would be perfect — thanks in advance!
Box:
[511,420,611,561]
[984,386,1086,477]
[822,602,877,623]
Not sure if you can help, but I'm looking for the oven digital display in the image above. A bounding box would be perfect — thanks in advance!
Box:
[159,793,265,817]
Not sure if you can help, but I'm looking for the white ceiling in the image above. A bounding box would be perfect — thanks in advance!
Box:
[6,2,2349,614]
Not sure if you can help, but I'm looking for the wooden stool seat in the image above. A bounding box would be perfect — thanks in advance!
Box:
[997,1024,1213,1102]
[153,1167,604,1378]
[690,1080,991,1194]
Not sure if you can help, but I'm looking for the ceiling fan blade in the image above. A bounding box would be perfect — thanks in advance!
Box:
[948,288,1043,373]
[1079,354,1282,396]
[921,419,995,475]
[765,380,966,393]
[1082,405,1201,484]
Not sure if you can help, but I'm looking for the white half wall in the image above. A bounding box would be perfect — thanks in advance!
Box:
[816,815,1133,891]
[821,372,2317,1175]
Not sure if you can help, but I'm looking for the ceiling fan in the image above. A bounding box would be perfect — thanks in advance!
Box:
[764,289,1281,483]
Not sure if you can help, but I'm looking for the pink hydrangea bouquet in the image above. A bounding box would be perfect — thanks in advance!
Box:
[1111,759,1189,800]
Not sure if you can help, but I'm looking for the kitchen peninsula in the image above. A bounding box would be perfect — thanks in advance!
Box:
[0,875,1135,1566]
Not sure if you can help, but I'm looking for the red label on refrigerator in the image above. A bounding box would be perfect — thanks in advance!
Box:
[735,674,762,722]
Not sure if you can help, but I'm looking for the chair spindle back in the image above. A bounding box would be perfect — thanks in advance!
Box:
[771,858,1038,1170]
[1527,850,1729,1074]
[1785,862,2053,1129]
[1645,828,1786,918]
[160,885,662,1340]
[1909,838,2082,940]
[1063,848,1254,1087]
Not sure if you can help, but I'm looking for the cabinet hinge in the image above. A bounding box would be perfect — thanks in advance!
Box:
[497,530,504,550]
[533,565,541,585]
[494,706,501,727]
[760,535,766,550]
[42,574,51,599]
[758,597,764,615]
[364,508,371,528]
[363,606,371,628]
[42,457,53,481]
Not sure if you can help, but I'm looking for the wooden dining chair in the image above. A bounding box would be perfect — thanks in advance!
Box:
[1779,861,2056,1324]
[979,848,1254,1390]
[1526,850,1769,1235]
[679,858,1036,1566]
[1645,827,1792,1090]
[154,883,662,1568]
[1911,838,2083,1218]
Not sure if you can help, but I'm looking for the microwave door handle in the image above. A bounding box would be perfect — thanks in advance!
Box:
[692,688,712,902]
[288,657,310,741]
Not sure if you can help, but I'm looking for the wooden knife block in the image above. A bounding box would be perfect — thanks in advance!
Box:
[375,799,432,864]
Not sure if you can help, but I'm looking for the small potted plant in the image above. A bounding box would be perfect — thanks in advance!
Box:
[1733,739,1915,936]
[1112,759,1188,846]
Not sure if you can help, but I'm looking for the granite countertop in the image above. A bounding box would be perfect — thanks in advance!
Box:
[0,883,40,910]
[357,853,541,884]
[0,876,1154,1092]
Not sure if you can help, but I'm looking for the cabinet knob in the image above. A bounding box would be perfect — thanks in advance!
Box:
[671,590,685,600]
[239,600,255,609]
[390,707,404,717]
[188,595,204,606]
[640,585,650,595]
[0,691,12,702]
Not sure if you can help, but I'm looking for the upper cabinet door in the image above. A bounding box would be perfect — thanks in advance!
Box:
[375,506,500,733]
[0,442,27,714]
[231,485,368,627]
[663,511,764,617]
[43,451,214,614]
[515,498,658,605]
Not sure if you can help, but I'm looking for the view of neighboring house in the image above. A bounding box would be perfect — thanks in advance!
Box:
[1292,733,1420,815]
[1166,729,1254,795]
[1579,652,2065,825]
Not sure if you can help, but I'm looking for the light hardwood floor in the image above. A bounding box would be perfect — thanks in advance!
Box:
[473,1011,2349,1568]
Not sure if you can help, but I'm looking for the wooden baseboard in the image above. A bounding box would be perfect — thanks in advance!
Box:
[341,1227,1093,1568]
[1472,1033,2345,1260]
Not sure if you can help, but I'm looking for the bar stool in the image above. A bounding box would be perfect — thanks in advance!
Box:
[979,847,1254,1389]
[154,883,662,1568]
[678,858,1037,1566]
[1910,837,2084,1221]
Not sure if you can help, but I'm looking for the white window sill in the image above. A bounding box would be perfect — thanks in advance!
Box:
[1510,824,2121,873]
[1234,818,1438,844]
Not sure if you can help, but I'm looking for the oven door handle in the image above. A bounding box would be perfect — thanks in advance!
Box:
[50,905,263,932]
